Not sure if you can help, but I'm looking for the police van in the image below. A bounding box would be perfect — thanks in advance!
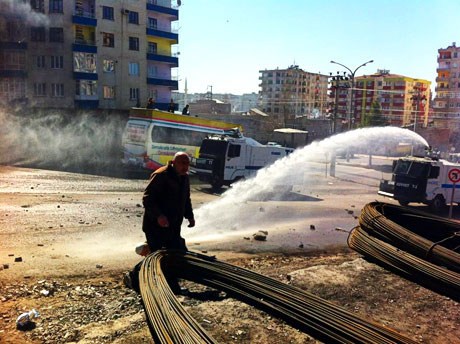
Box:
[378,155,460,212]
[191,130,293,189]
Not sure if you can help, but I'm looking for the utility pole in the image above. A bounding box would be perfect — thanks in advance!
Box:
[329,72,349,133]
[330,59,374,130]
[410,82,427,155]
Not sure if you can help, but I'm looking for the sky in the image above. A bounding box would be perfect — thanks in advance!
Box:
[176,0,460,95]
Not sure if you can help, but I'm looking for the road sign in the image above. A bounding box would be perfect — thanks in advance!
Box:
[448,168,460,183]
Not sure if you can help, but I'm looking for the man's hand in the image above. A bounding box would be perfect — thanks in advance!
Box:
[157,215,169,227]
[187,218,195,228]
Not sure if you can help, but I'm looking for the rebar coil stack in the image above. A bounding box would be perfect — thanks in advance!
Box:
[140,250,416,344]
[348,202,460,300]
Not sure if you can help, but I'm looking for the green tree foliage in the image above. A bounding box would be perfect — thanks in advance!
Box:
[363,100,386,127]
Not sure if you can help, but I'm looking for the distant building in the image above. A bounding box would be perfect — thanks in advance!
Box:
[172,92,258,113]
[258,65,329,121]
[188,99,231,115]
[329,69,431,127]
[0,0,180,111]
[433,42,460,129]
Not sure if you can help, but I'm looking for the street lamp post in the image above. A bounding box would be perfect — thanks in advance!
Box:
[330,59,374,130]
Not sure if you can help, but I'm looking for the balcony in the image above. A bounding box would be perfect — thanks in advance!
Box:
[146,51,178,67]
[146,0,179,19]
[75,99,99,109]
[72,9,97,26]
[0,69,27,78]
[435,86,450,92]
[436,76,449,82]
[0,41,27,50]
[72,39,97,53]
[437,67,451,72]
[146,24,178,42]
[147,75,178,89]
[73,71,98,80]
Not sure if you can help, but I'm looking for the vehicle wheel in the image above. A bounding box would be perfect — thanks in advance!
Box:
[430,195,446,213]
[398,200,409,207]
[211,179,223,191]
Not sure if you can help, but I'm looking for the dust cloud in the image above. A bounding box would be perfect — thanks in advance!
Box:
[0,109,126,176]
[190,127,429,241]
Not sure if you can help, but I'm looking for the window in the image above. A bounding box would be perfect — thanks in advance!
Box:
[129,88,139,100]
[36,55,46,68]
[102,6,114,20]
[103,60,115,72]
[50,56,63,69]
[0,51,26,70]
[73,52,96,73]
[103,33,114,47]
[455,63,459,68]
[49,28,64,42]
[129,37,139,51]
[148,42,157,54]
[148,17,157,29]
[103,86,115,99]
[76,80,97,96]
[128,11,139,24]
[51,83,64,97]
[0,78,26,101]
[129,62,139,75]
[151,126,208,147]
[147,65,157,77]
[30,0,44,13]
[34,82,46,96]
[148,89,158,100]
[49,0,63,13]
[31,27,46,42]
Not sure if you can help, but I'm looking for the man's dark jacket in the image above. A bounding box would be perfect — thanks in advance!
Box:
[142,163,194,243]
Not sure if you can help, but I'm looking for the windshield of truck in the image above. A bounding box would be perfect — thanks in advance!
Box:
[408,162,430,178]
[394,160,411,174]
[200,140,228,157]
[394,160,430,178]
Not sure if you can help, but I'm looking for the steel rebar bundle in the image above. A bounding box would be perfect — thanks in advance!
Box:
[358,202,460,272]
[139,250,416,344]
[348,226,460,300]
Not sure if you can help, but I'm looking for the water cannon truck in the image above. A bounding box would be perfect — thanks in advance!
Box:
[191,129,294,189]
[378,149,460,212]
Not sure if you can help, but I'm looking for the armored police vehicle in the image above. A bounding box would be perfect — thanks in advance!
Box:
[191,130,294,189]
[378,155,460,212]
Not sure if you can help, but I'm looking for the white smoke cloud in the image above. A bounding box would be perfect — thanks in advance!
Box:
[0,0,49,26]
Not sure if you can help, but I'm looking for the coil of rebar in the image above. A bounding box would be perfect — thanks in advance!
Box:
[139,250,416,344]
[358,202,460,272]
[348,226,460,300]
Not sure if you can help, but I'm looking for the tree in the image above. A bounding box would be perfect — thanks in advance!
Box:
[363,100,386,127]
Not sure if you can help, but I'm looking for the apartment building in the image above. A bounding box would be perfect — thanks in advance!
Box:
[330,69,431,127]
[258,65,329,121]
[433,42,460,129]
[0,0,179,111]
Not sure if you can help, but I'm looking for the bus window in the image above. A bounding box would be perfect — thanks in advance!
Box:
[151,126,207,146]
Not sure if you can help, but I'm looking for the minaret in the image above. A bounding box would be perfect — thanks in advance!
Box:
[184,78,188,108]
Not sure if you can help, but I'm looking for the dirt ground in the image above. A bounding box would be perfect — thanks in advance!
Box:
[0,165,459,344]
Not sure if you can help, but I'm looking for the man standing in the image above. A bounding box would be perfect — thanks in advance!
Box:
[142,151,195,251]
[182,104,190,115]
